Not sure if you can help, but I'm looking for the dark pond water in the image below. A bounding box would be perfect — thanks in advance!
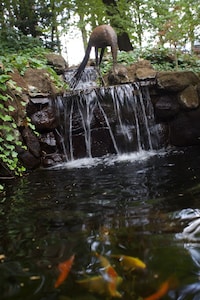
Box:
[1,147,200,300]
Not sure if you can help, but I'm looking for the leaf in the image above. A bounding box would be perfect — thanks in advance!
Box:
[8,105,15,112]
[5,144,15,151]
[6,134,15,142]
[0,74,11,84]
[0,115,12,121]
[0,124,12,131]
[11,151,18,158]
[0,85,7,92]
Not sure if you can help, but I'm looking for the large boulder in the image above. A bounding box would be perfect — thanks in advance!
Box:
[152,70,200,147]
[46,53,68,74]
[23,68,61,96]
[157,71,200,92]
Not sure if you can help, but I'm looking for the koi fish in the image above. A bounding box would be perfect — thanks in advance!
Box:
[111,254,146,271]
[96,253,122,298]
[144,277,178,300]
[103,263,122,298]
[77,275,108,294]
[77,275,123,298]
[54,254,75,288]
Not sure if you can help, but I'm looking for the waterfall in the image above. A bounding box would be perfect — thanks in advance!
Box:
[53,78,162,161]
[64,67,98,90]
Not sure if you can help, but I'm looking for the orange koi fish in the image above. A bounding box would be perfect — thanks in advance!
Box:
[105,263,122,298]
[144,277,177,300]
[54,254,75,288]
[111,254,146,271]
[96,253,122,298]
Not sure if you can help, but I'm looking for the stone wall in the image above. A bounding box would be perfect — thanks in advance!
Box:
[109,62,200,147]
[153,71,200,146]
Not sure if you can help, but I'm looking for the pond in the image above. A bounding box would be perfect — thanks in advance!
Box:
[1,146,200,300]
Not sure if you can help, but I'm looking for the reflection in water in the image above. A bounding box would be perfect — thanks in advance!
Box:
[175,208,200,242]
[170,282,200,300]
[173,208,200,299]
[1,147,200,298]
[177,218,200,242]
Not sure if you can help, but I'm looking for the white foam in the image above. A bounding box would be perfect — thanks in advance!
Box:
[106,150,157,165]
[49,150,163,170]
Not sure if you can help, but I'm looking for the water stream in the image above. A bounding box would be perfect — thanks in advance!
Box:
[54,77,163,160]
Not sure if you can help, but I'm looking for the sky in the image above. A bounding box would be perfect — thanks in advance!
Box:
[61,23,95,67]
[61,27,84,66]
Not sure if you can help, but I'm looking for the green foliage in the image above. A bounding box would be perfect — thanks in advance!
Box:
[0,46,68,176]
[0,76,26,176]
[0,47,67,91]
[0,47,50,75]
[100,47,200,74]
[44,66,69,91]
[117,51,137,65]
[0,27,43,55]
[139,47,200,72]
[0,0,70,52]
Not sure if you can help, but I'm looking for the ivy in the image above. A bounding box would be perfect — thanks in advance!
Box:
[0,74,26,177]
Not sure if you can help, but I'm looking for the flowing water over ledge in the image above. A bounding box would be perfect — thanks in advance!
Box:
[53,79,164,162]
[1,147,200,299]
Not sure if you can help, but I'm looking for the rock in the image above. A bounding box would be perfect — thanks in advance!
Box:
[17,147,41,169]
[134,59,154,69]
[20,127,41,158]
[157,71,200,92]
[5,70,29,126]
[30,97,50,105]
[155,94,180,121]
[31,107,58,131]
[42,153,63,168]
[46,53,68,74]
[8,70,28,93]
[178,85,199,109]
[126,60,156,83]
[40,132,57,153]
[108,64,129,84]
[136,67,157,80]
[23,68,58,96]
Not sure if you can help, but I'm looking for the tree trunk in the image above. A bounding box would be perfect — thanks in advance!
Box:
[78,13,88,51]
[102,0,133,51]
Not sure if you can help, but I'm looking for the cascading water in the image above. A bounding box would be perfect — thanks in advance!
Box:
[53,68,163,161]
[64,67,99,90]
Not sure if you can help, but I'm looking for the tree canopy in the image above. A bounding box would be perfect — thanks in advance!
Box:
[0,0,200,55]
